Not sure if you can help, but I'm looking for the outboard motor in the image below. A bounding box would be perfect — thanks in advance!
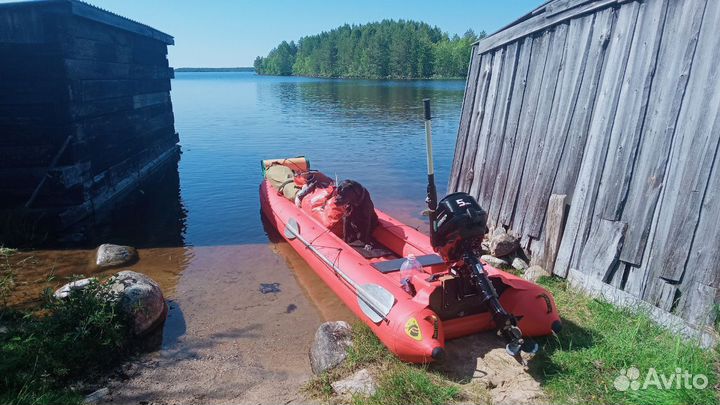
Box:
[431,192,537,356]
[431,192,487,260]
[421,99,535,356]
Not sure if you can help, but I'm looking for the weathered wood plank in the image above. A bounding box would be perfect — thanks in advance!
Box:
[679,282,717,327]
[487,36,533,229]
[64,58,171,81]
[577,218,626,281]
[676,42,720,326]
[595,0,669,222]
[619,0,707,265]
[679,135,720,309]
[66,92,169,119]
[456,53,493,192]
[467,48,506,203]
[498,31,551,228]
[552,8,615,199]
[68,79,170,102]
[524,15,594,238]
[449,45,481,193]
[643,0,720,290]
[609,262,629,289]
[476,0,619,54]
[543,194,568,273]
[554,2,638,277]
[514,24,569,235]
[477,41,520,211]
[62,36,168,66]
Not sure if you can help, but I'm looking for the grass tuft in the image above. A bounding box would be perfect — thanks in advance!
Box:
[0,246,17,257]
[304,322,461,405]
[359,364,459,405]
[0,279,132,405]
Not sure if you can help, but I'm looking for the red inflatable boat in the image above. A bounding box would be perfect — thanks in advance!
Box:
[260,157,561,363]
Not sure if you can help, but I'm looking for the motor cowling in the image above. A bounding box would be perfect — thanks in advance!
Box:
[431,192,488,261]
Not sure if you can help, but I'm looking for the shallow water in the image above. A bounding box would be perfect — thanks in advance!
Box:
[5,73,464,400]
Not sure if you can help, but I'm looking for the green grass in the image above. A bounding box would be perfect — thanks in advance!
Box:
[359,365,459,405]
[304,323,463,405]
[306,277,718,405]
[0,246,17,305]
[0,279,132,405]
[0,246,17,257]
[533,276,719,405]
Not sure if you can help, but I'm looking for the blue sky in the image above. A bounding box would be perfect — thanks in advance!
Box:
[6,0,545,67]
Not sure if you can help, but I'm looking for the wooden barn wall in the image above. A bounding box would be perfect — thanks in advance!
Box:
[0,2,177,231]
[449,0,720,334]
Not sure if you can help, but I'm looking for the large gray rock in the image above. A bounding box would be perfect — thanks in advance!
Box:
[309,321,353,375]
[490,233,520,258]
[108,271,166,336]
[54,277,96,299]
[96,244,138,268]
[53,271,167,336]
[523,265,550,283]
[332,368,377,396]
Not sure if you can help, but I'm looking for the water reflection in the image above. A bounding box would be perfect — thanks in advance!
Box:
[80,148,187,248]
[261,79,462,125]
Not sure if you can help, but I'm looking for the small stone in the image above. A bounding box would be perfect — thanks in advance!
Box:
[119,362,139,378]
[53,278,96,299]
[96,244,138,268]
[480,240,490,252]
[332,368,377,396]
[84,387,109,403]
[0,326,8,335]
[511,257,529,271]
[489,232,520,258]
[481,255,510,268]
[523,265,550,282]
[309,321,353,375]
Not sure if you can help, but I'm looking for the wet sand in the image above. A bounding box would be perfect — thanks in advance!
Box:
[4,241,355,404]
[100,244,327,404]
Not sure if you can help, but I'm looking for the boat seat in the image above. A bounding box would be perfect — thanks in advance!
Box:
[371,254,445,274]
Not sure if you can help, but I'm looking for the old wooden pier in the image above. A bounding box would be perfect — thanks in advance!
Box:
[0,0,177,240]
[450,0,719,344]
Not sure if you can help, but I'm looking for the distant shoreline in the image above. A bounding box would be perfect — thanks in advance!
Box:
[174,67,255,73]
[255,73,465,81]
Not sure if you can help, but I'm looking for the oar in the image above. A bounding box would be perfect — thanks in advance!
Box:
[284,218,395,323]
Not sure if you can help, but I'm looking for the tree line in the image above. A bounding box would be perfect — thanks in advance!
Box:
[254,20,485,79]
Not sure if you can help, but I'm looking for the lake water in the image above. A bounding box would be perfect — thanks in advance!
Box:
[5,73,466,401]
[173,72,465,247]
